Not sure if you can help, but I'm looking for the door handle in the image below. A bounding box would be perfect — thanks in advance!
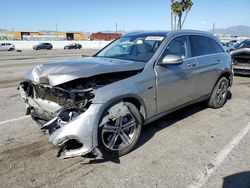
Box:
[215,58,220,62]
[188,62,197,67]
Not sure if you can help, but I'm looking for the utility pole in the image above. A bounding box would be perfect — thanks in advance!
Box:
[55,21,58,32]
[212,23,215,34]
[115,23,118,33]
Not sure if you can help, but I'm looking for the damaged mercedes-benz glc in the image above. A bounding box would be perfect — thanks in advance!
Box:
[19,30,233,158]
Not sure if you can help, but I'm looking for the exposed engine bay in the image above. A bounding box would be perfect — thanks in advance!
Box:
[20,71,139,111]
[231,48,250,75]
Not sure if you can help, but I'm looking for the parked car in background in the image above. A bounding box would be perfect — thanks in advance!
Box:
[0,43,15,51]
[222,41,235,53]
[229,39,240,47]
[234,39,250,50]
[231,39,250,75]
[64,43,82,49]
[19,30,233,159]
[33,43,53,50]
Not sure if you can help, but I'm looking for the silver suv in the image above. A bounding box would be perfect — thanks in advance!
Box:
[0,43,15,51]
[19,30,233,158]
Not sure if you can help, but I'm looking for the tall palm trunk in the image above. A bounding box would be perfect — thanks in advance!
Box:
[174,15,176,30]
[181,11,189,28]
[171,11,173,30]
[178,13,182,29]
[171,0,174,30]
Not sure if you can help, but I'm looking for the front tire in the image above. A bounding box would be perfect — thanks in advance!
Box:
[208,77,229,108]
[98,102,142,158]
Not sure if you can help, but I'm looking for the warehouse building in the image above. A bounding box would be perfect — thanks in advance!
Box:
[0,31,88,41]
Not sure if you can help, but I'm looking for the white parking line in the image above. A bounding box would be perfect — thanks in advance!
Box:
[188,122,250,188]
[0,86,17,91]
[0,115,30,125]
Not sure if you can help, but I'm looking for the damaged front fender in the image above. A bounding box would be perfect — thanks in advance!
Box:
[48,103,104,158]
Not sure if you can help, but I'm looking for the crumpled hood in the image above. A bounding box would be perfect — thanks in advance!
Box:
[25,57,145,86]
[231,48,250,56]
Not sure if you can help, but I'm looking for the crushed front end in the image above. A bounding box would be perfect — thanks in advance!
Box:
[18,79,104,158]
[231,48,250,75]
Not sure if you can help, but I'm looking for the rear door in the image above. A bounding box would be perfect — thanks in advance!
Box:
[41,43,45,49]
[43,43,49,49]
[154,35,198,113]
[6,43,11,50]
[189,35,225,97]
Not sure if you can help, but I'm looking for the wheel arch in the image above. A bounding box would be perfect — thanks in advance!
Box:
[98,94,147,124]
[218,71,233,87]
[208,70,232,99]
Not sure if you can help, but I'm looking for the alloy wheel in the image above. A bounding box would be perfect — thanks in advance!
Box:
[101,114,136,151]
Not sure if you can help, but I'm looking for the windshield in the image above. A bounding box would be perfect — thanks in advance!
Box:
[235,40,250,49]
[96,35,165,62]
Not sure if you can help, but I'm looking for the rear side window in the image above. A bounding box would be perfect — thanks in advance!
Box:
[189,35,223,57]
[246,41,250,48]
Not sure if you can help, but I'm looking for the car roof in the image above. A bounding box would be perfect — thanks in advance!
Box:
[123,31,168,38]
[123,30,215,38]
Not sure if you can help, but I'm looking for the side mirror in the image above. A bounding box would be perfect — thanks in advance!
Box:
[161,55,183,65]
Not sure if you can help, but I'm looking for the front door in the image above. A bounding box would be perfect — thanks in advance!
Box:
[154,35,198,114]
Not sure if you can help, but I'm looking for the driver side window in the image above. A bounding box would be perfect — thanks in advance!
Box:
[161,35,190,60]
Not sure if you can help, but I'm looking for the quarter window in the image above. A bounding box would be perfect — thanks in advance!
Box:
[207,38,224,53]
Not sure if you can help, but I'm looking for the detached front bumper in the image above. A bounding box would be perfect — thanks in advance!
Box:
[19,86,104,158]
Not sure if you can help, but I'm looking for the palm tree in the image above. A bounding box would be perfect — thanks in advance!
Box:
[181,0,193,28]
[170,0,193,30]
[171,0,174,30]
[171,1,182,30]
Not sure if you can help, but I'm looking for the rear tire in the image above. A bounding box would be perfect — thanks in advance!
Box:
[98,102,142,158]
[208,77,229,109]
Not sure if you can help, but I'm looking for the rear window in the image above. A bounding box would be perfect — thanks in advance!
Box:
[189,35,224,57]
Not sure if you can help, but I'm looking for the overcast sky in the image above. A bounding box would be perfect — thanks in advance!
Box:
[1,0,249,32]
